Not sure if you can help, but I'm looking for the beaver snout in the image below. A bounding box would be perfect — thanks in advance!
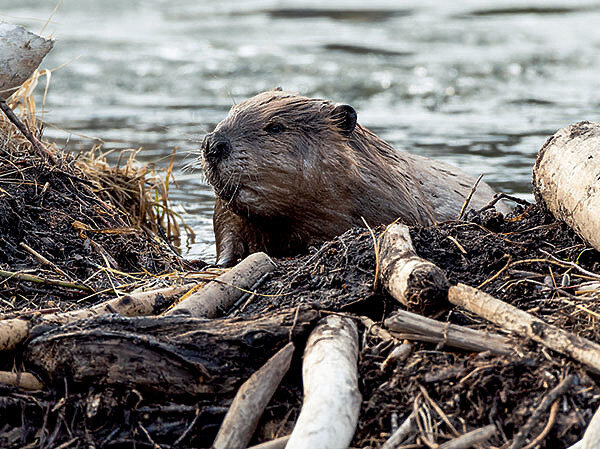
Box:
[202,132,232,163]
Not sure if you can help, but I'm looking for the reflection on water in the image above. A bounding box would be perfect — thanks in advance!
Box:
[2,0,600,261]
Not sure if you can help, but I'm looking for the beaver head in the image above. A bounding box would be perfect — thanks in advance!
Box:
[201,90,433,243]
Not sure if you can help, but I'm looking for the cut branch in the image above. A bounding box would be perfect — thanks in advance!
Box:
[379,223,449,312]
[213,343,294,449]
[449,283,600,372]
[286,315,361,449]
[385,309,512,355]
[165,252,276,318]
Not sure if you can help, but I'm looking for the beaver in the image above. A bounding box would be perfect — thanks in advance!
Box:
[201,90,507,266]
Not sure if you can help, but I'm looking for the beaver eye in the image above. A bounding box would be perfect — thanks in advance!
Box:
[264,123,285,134]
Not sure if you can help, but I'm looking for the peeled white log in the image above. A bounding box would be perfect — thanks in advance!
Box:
[379,223,449,312]
[165,252,275,318]
[286,316,361,449]
[213,343,295,449]
[0,22,53,99]
[533,121,600,252]
[449,283,600,373]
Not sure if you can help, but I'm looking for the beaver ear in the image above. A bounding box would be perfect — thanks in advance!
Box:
[332,104,357,135]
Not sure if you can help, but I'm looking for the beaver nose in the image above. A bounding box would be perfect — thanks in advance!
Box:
[202,132,232,162]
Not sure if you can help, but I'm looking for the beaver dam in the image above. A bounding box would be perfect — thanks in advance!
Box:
[2,100,600,449]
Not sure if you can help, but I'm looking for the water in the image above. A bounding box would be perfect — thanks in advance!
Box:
[3,0,600,261]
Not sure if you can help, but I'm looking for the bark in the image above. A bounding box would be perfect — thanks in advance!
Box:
[25,305,318,398]
[0,22,53,98]
[286,315,361,449]
[213,343,294,449]
[379,223,449,312]
[0,284,192,351]
[166,252,276,318]
[385,309,512,355]
[533,121,600,252]
[449,283,600,373]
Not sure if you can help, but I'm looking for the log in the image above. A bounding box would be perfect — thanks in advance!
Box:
[533,121,600,252]
[25,305,319,398]
[213,343,295,449]
[0,22,53,98]
[0,284,192,351]
[379,223,449,312]
[0,370,43,390]
[286,315,361,449]
[385,309,512,355]
[567,404,600,449]
[437,424,496,449]
[165,252,276,318]
[449,283,600,373]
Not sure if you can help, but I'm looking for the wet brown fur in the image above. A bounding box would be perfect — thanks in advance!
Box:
[202,90,502,266]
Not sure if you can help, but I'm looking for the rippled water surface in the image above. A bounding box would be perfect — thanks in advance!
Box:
[3,0,600,260]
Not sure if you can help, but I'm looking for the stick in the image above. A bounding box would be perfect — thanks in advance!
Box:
[0,284,192,351]
[449,283,600,372]
[286,316,361,449]
[0,269,92,292]
[385,309,512,355]
[165,252,276,318]
[379,223,449,312]
[458,173,484,221]
[246,435,290,449]
[0,370,44,390]
[213,343,295,449]
[381,412,417,449]
[508,375,574,449]
[437,424,496,449]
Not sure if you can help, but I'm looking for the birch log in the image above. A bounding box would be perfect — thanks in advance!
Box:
[0,284,192,351]
[0,22,53,99]
[379,223,449,312]
[533,121,600,252]
[286,315,361,449]
[213,343,295,449]
[166,252,275,318]
[449,283,600,373]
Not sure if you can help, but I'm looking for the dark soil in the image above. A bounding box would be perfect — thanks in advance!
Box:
[2,133,600,448]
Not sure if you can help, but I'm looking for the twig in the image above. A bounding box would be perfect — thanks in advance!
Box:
[0,269,93,292]
[458,173,484,221]
[0,100,56,163]
[477,254,512,289]
[508,374,574,449]
[20,242,71,280]
[172,407,201,448]
[477,192,530,214]
[521,400,560,449]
